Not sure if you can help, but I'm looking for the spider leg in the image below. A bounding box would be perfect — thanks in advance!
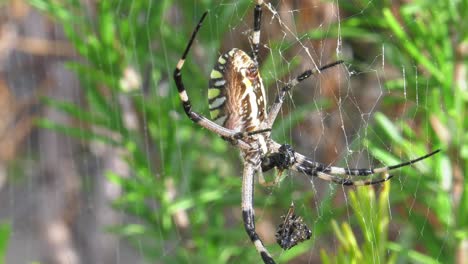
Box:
[293,148,441,177]
[242,151,276,264]
[264,60,344,129]
[251,0,263,63]
[267,141,440,185]
[257,163,280,187]
[173,12,253,150]
[312,171,394,186]
[233,128,272,141]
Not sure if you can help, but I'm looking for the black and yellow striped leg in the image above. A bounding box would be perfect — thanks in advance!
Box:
[296,167,394,186]
[173,12,253,150]
[251,0,263,62]
[242,153,276,264]
[264,60,344,128]
[268,141,440,186]
[294,149,441,185]
[173,11,209,124]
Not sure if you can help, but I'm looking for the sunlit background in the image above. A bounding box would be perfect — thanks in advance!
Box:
[0,0,466,263]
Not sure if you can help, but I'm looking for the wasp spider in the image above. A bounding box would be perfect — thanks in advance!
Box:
[173,1,440,263]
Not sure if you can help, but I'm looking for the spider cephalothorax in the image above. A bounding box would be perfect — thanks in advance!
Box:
[173,1,440,263]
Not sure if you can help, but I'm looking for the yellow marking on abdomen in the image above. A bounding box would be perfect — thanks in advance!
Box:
[210,109,220,119]
[208,88,221,99]
[210,70,223,79]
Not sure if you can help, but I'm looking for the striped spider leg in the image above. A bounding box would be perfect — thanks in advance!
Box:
[264,141,441,186]
[174,12,261,153]
[260,76,441,185]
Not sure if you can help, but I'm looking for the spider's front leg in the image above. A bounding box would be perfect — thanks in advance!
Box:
[263,60,344,130]
[173,11,256,152]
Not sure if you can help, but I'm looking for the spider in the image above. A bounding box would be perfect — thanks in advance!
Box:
[173,1,440,263]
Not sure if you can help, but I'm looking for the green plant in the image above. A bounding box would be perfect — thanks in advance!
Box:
[0,223,10,264]
[28,0,466,263]
[320,182,444,264]
[321,182,391,264]
[312,0,467,263]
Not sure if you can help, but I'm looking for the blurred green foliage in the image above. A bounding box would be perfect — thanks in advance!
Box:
[28,0,466,263]
[321,182,391,264]
[311,0,467,263]
[0,223,10,264]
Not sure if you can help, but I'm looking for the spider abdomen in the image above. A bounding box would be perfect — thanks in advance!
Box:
[208,48,267,133]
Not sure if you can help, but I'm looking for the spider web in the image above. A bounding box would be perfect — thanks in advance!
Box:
[0,1,446,264]
[200,1,437,263]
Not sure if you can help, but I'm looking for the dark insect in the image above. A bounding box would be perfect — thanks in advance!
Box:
[276,203,312,250]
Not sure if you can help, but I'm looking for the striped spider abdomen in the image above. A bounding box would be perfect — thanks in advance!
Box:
[208,48,267,133]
